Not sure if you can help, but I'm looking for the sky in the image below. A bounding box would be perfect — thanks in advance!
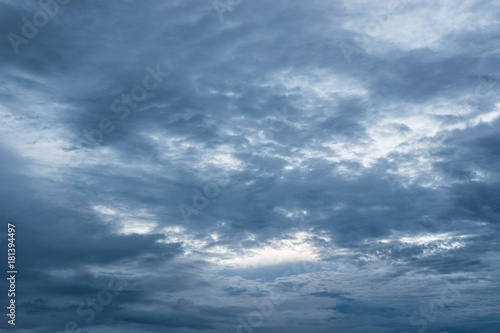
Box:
[0,0,499,332]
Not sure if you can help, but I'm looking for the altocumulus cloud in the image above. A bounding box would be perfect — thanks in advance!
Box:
[0,0,499,332]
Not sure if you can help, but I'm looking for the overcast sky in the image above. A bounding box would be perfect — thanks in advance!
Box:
[1,0,499,332]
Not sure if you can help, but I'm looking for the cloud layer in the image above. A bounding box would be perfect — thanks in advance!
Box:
[0,0,499,332]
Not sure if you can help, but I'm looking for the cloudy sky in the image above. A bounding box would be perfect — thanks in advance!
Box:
[1,0,500,332]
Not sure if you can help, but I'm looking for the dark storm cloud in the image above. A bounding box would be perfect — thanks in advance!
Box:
[0,0,499,332]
